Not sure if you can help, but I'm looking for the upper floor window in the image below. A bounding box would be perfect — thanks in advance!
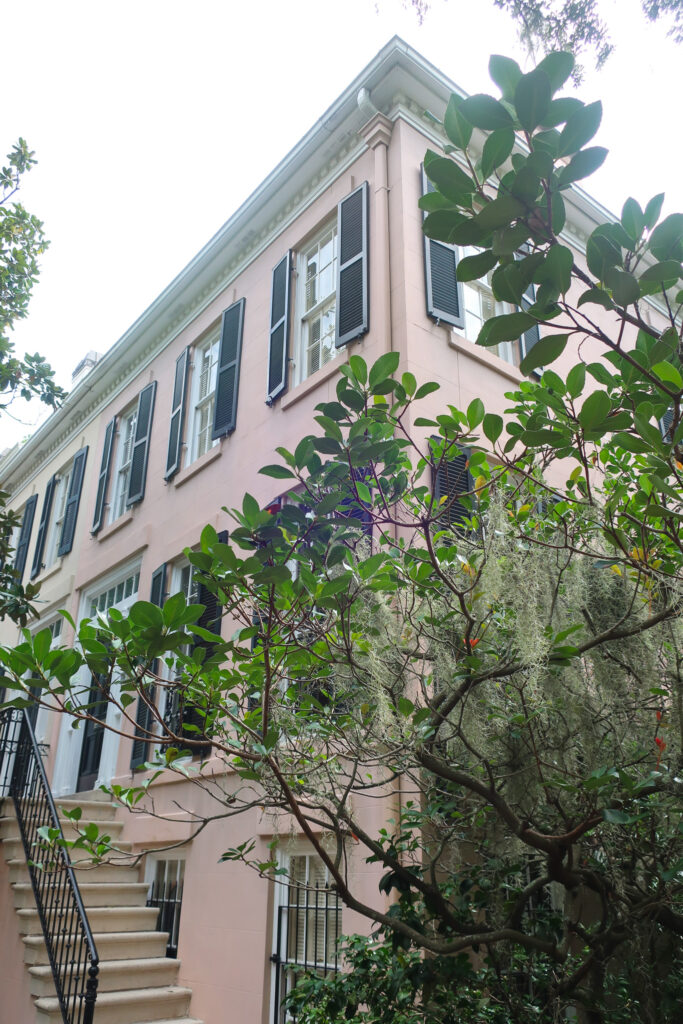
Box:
[189,334,220,463]
[110,406,137,523]
[89,568,140,618]
[44,468,71,568]
[295,222,338,384]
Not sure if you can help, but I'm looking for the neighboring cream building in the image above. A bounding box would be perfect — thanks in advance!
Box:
[0,38,661,1024]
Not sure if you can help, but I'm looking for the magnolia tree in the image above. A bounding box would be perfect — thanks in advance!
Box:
[2,51,683,1023]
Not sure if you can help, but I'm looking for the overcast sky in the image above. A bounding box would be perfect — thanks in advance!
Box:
[3,0,681,445]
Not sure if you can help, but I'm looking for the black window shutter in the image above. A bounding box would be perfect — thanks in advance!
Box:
[212,299,245,438]
[131,562,167,770]
[165,349,190,480]
[336,181,369,347]
[660,407,674,440]
[267,254,291,404]
[184,529,228,753]
[92,417,117,534]
[127,382,157,506]
[432,445,473,534]
[14,494,38,582]
[30,476,57,580]
[58,446,88,557]
[422,167,465,329]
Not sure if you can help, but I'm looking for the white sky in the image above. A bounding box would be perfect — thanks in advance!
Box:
[3,0,682,445]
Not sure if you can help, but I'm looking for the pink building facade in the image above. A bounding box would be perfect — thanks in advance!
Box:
[0,38,666,1024]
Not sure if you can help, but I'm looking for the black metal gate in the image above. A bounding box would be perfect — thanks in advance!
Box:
[271,879,341,1023]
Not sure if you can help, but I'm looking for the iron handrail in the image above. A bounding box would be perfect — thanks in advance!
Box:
[0,707,99,1024]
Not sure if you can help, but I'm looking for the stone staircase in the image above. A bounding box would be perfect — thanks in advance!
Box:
[1,791,203,1024]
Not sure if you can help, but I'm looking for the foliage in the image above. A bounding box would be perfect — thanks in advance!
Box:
[3,50,683,1023]
[0,139,64,410]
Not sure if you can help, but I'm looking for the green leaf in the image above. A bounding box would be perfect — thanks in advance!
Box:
[605,267,640,307]
[514,68,551,131]
[652,361,683,389]
[649,213,683,262]
[621,198,644,244]
[579,390,611,429]
[586,232,621,281]
[482,413,503,443]
[253,565,291,585]
[536,51,574,92]
[520,334,568,375]
[422,209,467,243]
[577,287,614,310]
[369,352,400,389]
[510,165,542,203]
[424,156,475,201]
[480,127,515,179]
[478,312,537,347]
[611,432,650,454]
[401,371,417,396]
[129,601,163,630]
[467,398,485,429]
[259,464,296,479]
[535,244,573,295]
[414,381,440,400]
[557,147,607,187]
[488,54,521,102]
[475,195,525,233]
[566,363,586,399]
[602,808,633,825]
[455,250,497,283]
[443,94,472,150]
[541,96,583,127]
[492,224,530,257]
[638,260,682,285]
[459,93,514,130]
[644,193,665,230]
[348,354,367,384]
[557,100,602,156]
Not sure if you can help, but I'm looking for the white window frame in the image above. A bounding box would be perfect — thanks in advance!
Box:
[460,246,518,366]
[44,466,72,569]
[51,559,141,796]
[270,847,342,1022]
[187,333,220,465]
[109,406,137,524]
[294,220,338,386]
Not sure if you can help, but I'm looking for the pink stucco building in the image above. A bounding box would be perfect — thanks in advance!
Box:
[0,37,666,1024]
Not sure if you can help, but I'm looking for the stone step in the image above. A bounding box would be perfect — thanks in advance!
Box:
[2,835,133,863]
[34,985,193,1024]
[12,881,150,909]
[0,816,125,842]
[56,797,119,820]
[23,931,169,966]
[28,956,180,997]
[16,904,160,936]
[7,857,139,885]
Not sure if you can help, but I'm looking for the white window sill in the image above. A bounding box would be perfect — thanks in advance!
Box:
[97,510,135,542]
[282,353,348,410]
[448,330,523,385]
[173,441,222,488]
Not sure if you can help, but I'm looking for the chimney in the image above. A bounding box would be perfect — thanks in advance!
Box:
[71,351,102,387]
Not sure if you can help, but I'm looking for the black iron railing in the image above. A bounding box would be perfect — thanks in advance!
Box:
[271,882,341,1023]
[146,876,183,957]
[0,707,99,1024]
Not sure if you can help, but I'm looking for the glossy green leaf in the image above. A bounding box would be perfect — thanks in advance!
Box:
[557,147,607,187]
[638,260,682,285]
[424,156,476,202]
[536,51,574,92]
[492,224,530,256]
[621,198,644,244]
[422,209,467,242]
[459,93,514,130]
[478,311,537,347]
[488,54,522,101]
[644,193,665,230]
[348,355,367,384]
[566,363,586,399]
[579,390,611,429]
[514,68,551,130]
[480,127,515,179]
[455,250,498,283]
[444,94,473,150]
[369,352,400,389]
[586,232,621,281]
[649,213,683,262]
[557,100,602,156]
[611,432,650,454]
[259,464,296,479]
[520,334,568,375]
[510,166,542,203]
[482,413,503,443]
[605,267,640,307]
[577,287,614,310]
[541,96,583,127]
[467,397,485,428]
[534,244,573,295]
[475,195,525,232]
[652,361,683,389]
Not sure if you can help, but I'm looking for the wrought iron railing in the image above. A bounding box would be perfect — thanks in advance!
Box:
[271,881,341,1023]
[0,707,99,1024]
[146,876,183,957]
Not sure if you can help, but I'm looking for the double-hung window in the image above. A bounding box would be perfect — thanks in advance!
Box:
[460,248,518,366]
[44,468,71,568]
[109,407,137,523]
[295,223,338,384]
[189,334,220,463]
